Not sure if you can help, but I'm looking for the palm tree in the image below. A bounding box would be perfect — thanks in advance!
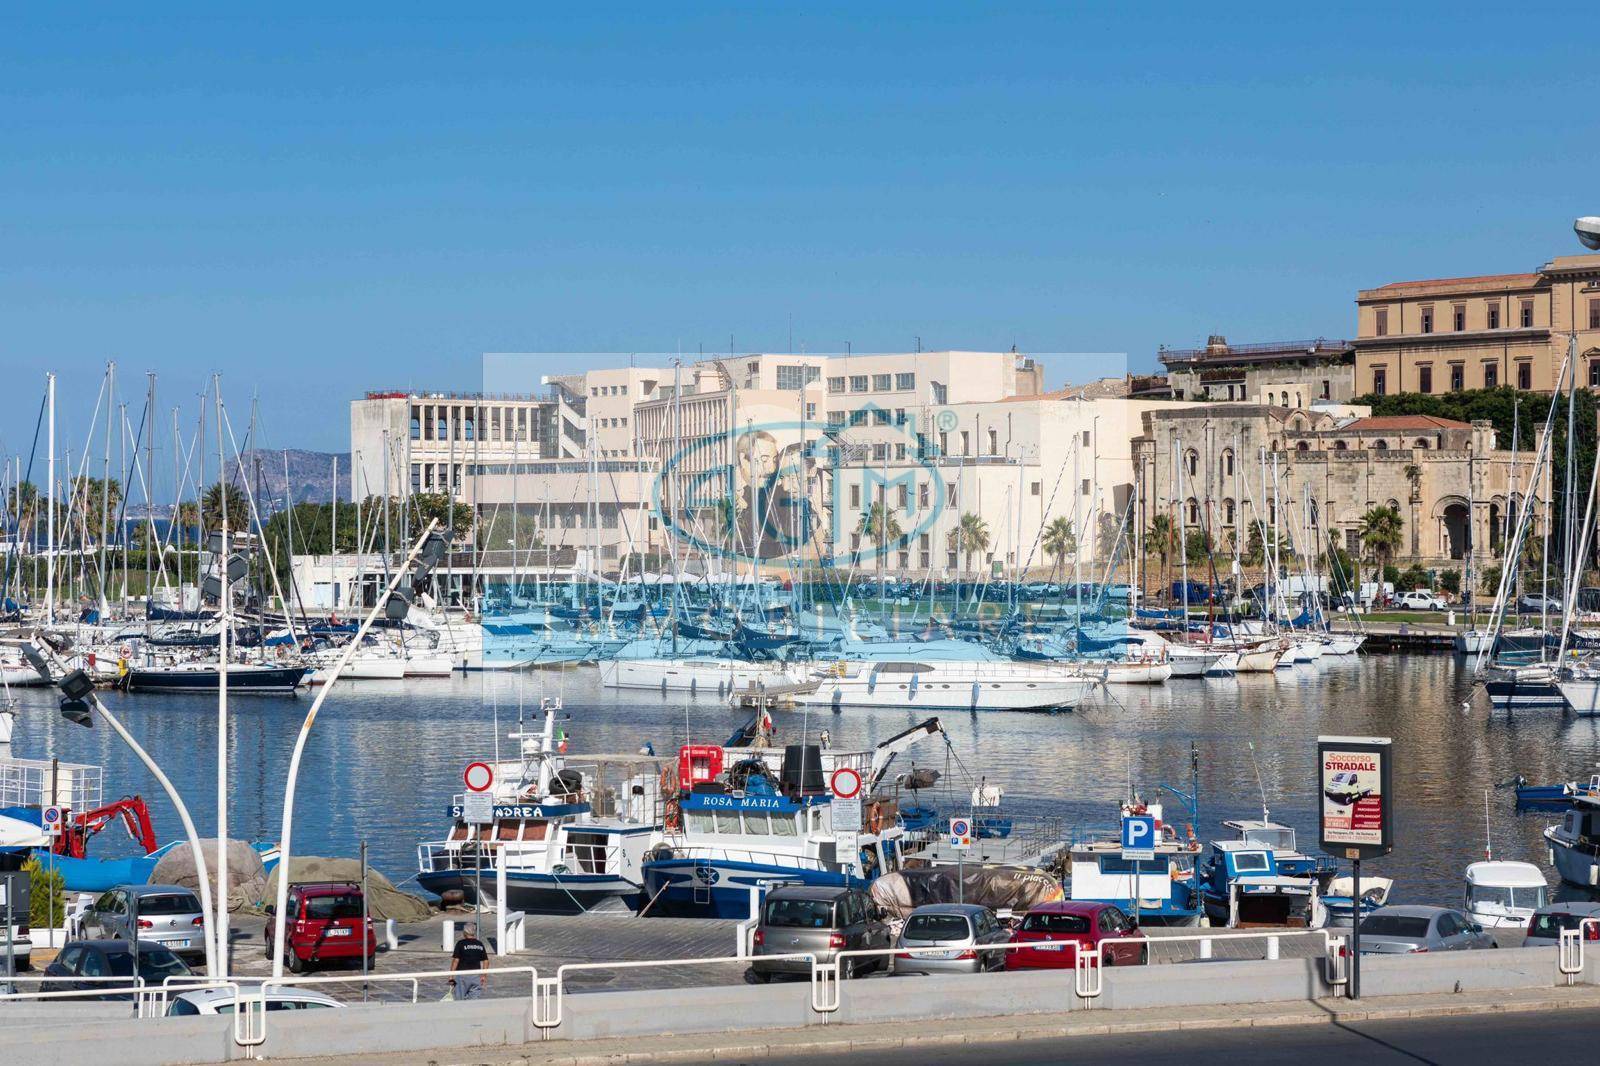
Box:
[949,512,990,575]
[175,501,201,546]
[1143,514,1176,568]
[1042,517,1076,574]
[202,482,250,533]
[1357,504,1404,575]
[1402,463,1422,501]
[856,502,904,550]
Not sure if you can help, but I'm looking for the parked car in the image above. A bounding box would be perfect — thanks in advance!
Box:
[264,881,377,974]
[43,939,191,998]
[1395,590,1446,611]
[1355,905,1496,954]
[747,884,890,981]
[1005,901,1147,970]
[80,884,207,962]
[890,903,1011,975]
[167,984,342,1015]
[1517,593,1564,614]
[1522,902,1600,947]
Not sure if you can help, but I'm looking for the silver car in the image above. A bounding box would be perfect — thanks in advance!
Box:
[891,903,1011,975]
[81,884,207,962]
[1356,905,1496,955]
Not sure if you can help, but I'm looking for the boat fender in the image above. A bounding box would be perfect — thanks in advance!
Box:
[119,644,133,659]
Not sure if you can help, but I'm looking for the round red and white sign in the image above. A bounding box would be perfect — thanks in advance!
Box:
[830,767,862,800]
[463,761,495,793]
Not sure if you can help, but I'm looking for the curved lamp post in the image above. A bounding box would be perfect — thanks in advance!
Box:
[269,521,444,979]
[23,647,220,975]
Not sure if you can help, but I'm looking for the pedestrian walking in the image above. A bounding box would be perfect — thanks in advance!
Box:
[449,922,489,1000]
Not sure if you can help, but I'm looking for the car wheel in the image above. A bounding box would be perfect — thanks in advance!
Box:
[286,948,305,975]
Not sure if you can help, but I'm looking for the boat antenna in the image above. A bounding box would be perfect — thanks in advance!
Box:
[1247,741,1269,822]
[1483,787,1492,861]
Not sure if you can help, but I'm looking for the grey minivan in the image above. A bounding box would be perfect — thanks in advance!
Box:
[748,885,890,981]
[80,884,207,962]
[891,903,1011,975]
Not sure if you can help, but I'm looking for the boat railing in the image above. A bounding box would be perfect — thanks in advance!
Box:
[666,844,830,873]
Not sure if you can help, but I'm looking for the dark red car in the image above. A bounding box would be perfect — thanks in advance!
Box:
[1004,901,1148,970]
[265,882,377,973]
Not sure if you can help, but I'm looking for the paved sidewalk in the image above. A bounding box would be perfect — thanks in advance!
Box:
[283,983,1600,1066]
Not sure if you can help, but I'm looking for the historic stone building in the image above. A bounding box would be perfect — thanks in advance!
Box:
[1159,335,1357,406]
[1133,405,1545,573]
[1355,253,1600,396]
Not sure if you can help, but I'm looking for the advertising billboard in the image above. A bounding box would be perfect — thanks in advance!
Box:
[1317,735,1393,859]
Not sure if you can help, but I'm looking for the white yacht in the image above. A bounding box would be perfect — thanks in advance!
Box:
[797,659,1102,712]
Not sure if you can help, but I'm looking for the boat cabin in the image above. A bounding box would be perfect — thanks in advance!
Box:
[1465,860,1548,928]
[1197,841,1321,928]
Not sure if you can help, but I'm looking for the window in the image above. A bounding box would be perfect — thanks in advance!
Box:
[1518,362,1532,390]
[1453,304,1466,331]
[1082,430,1091,446]
[872,373,892,391]
[1591,299,1600,330]
[987,429,998,455]
[1221,449,1234,477]
[1321,380,1331,400]
[1372,440,1388,451]
[1295,440,1310,451]
[895,408,908,426]
[777,365,820,390]
[894,442,906,460]
[1030,481,1041,496]
[872,442,887,460]
[1415,438,1431,449]
[897,484,909,509]
[1590,361,1600,389]
[960,431,970,455]
[1184,449,1199,477]
[873,408,890,426]
[919,482,929,508]
[1450,364,1464,391]
[1484,363,1499,388]
[947,482,958,507]
[1185,498,1199,524]
[1373,367,1387,395]
[1520,299,1534,328]
[896,372,915,390]
[826,411,845,428]
[409,408,421,440]
[1082,479,1091,496]
[804,403,816,420]
[850,375,868,393]
[1375,307,1388,336]
[1420,305,1434,334]
[931,381,947,403]
[827,377,845,394]
[1488,304,1500,329]
[850,409,868,427]
[1419,365,1432,394]
[849,485,860,508]
[1223,498,1236,524]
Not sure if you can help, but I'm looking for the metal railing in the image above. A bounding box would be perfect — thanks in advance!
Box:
[532,953,813,1031]
[1558,917,1600,984]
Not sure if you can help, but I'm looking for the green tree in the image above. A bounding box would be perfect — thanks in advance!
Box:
[1042,517,1077,572]
[1143,514,1176,568]
[856,502,904,550]
[1481,563,1503,595]
[409,492,475,541]
[1439,568,1461,595]
[69,477,122,538]
[23,856,66,932]
[1184,528,1212,565]
[1357,504,1404,575]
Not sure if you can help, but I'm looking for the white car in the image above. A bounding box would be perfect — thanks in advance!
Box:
[166,985,343,1015]
[1395,590,1445,611]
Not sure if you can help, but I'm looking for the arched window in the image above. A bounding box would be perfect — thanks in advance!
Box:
[1185,497,1200,525]
[1334,440,1348,451]
[1223,498,1236,525]
[1184,449,1198,478]
[1415,438,1430,449]
[1372,440,1388,451]
[1221,448,1235,478]
[1295,440,1310,452]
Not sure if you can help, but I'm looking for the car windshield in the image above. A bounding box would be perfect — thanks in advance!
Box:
[1528,912,1600,939]
[764,899,835,928]
[137,894,201,915]
[1469,885,1547,910]
[1360,914,1431,938]
[1020,912,1090,934]
[105,946,189,980]
[904,914,971,939]
[304,895,363,920]
[212,998,334,1013]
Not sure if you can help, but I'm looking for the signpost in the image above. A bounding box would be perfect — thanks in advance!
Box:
[1121,814,1157,925]
[949,817,972,903]
[1317,735,1394,1001]
[462,763,496,936]
[830,767,863,864]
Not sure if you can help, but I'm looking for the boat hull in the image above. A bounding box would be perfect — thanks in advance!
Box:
[417,868,642,914]
[124,664,309,694]
[641,858,853,918]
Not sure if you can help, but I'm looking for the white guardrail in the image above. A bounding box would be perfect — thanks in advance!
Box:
[34,920,1600,1052]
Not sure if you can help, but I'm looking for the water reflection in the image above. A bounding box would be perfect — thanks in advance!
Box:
[4,655,1599,905]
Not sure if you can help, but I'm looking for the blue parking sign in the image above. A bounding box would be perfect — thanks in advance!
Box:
[1121,815,1157,860]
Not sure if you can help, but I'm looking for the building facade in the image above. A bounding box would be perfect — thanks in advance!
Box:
[1159,335,1357,406]
[1355,253,1600,396]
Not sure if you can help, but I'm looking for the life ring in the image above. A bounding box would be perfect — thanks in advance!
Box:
[866,806,885,834]
[119,644,132,659]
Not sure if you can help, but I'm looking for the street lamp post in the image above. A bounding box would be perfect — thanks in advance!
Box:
[269,521,445,978]
[24,650,219,975]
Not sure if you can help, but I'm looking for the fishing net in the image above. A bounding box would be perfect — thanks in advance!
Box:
[869,864,1065,920]
[265,856,434,922]
[150,839,269,914]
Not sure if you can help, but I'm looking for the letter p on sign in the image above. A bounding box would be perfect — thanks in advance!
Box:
[1121,815,1156,861]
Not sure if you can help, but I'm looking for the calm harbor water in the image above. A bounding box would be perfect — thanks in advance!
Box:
[7,654,1600,906]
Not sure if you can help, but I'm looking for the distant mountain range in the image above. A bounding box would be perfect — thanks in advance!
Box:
[234,449,350,506]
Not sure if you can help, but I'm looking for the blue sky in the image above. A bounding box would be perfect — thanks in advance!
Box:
[3,6,1596,460]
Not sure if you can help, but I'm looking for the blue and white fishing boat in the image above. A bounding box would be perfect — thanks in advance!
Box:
[416,698,667,913]
[1195,840,1324,927]
[1063,801,1202,924]
[1545,793,1600,889]
[640,720,947,918]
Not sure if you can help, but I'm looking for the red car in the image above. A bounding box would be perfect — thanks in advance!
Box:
[265,882,377,973]
[1005,901,1148,970]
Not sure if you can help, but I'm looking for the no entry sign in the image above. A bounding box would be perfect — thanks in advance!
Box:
[463,761,495,793]
[830,766,862,800]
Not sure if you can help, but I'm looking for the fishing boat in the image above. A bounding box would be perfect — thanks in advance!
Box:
[1544,793,1600,888]
[415,699,666,913]
[1062,801,1202,924]
[1194,840,1324,927]
[1320,875,1391,926]
[1464,860,1547,929]
[640,720,946,917]
[1514,772,1600,810]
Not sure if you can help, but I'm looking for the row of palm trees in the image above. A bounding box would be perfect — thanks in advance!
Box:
[854,506,1086,575]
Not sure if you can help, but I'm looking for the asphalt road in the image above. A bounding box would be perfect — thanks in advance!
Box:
[713,1008,1600,1066]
